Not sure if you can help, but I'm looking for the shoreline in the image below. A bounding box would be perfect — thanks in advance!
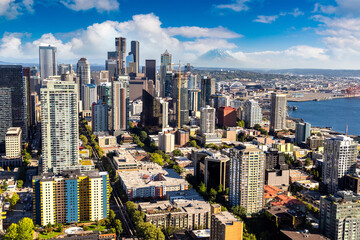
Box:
[288,94,360,102]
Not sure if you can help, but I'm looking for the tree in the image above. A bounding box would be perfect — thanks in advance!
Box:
[253,124,261,130]
[305,158,312,167]
[140,131,148,142]
[208,188,217,202]
[231,206,246,219]
[198,182,207,196]
[16,180,23,189]
[10,192,20,208]
[172,165,184,175]
[109,209,116,221]
[114,219,123,235]
[4,223,18,240]
[150,153,164,166]
[79,135,88,145]
[129,121,134,129]
[172,149,183,157]
[237,120,245,128]
[17,218,34,240]
[188,140,197,148]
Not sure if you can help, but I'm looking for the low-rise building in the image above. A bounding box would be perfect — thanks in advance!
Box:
[98,135,117,148]
[210,211,243,240]
[112,149,139,172]
[5,127,22,158]
[289,170,313,183]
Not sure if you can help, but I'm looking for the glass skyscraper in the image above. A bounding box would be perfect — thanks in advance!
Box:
[39,45,57,79]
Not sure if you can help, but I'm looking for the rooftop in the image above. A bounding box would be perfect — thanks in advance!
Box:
[213,211,241,225]
[6,127,21,136]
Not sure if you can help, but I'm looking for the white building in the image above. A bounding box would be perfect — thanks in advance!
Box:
[242,99,262,127]
[112,76,129,135]
[5,127,22,158]
[323,135,357,194]
[158,132,175,153]
[39,45,57,79]
[131,100,143,116]
[41,80,79,174]
[83,84,97,111]
[200,105,215,135]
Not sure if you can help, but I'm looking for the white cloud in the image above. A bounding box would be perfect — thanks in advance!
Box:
[253,15,278,24]
[0,0,34,19]
[60,0,119,12]
[215,0,250,12]
[286,8,304,17]
[166,26,243,39]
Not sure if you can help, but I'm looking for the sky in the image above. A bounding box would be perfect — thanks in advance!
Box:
[0,0,359,69]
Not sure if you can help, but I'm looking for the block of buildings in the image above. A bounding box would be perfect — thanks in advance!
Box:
[33,170,110,226]
[210,210,243,240]
[98,135,117,148]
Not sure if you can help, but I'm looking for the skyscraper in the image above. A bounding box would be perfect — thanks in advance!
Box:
[161,50,172,67]
[83,84,97,111]
[270,93,287,132]
[145,60,156,83]
[229,144,265,216]
[201,76,215,107]
[58,64,73,75]
[0,65,27,151]
[98,82,112,107]
[242,99,262,127]
[200,105,216,134]
[76,58,91,102]
[41,80,79,174]
[130,41,139,74]
[107,37,127,78]
[295,122,311,145]
[39,45,57,79]
[322,135,357,194]
[160,50,172,97]
[173,73,189,128]
[112,76,129,135]
[92,100,109,134]
[141,90,168,133]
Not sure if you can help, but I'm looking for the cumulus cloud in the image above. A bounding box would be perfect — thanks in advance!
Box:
[215,0,250,12]
[253,15,278,24]
[166,26,243,39]
[0,0,34,19]
[60,0,119,12]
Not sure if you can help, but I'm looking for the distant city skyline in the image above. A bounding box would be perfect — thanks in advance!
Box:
[0,0,359,69]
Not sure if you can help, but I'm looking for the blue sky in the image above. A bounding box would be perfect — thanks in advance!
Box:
[0,0,359,69]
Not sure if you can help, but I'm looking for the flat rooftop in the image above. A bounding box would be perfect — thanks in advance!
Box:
[213,211,241,225]
[281,230,328,240]
[6,127,21,136]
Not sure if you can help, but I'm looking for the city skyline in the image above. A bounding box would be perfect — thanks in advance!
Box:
[0,0,359,69]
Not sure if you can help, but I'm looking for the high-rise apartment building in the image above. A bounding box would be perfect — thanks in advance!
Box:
[83,84,97,111]
[201,77,215,107]
[320,191,360,240]
[188,89,201,115]
[210,210,243,240]
[270,93,287,132]
[218,106,237,128]
[243,99,262,127]
[106,37,127,78]
[158,132,175,153]
[98,82,112,107]
[76,58,91,102]
[229,144,265,216]
[112,76,129,135]
[323,135,357,194]
[40,80,79,174]
[295,122,311,145]
[0,65,27,151]
[130,41,139,74]
[160,50,172,97]
[5,127,22,158]
[92,100,109,134]
[39,45,57,79]
[33,170,110,226]
[200,106,216,134]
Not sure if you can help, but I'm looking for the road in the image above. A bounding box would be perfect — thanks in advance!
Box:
[80,122,137,238]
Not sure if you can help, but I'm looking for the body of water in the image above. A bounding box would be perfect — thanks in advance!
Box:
[288,97,360,136]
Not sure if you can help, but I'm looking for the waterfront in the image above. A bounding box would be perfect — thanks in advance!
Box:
[288,97,360,136]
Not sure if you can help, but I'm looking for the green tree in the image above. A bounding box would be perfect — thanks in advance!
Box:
[172,149,183,156]
[129,121,134,129]
[198,182,207,196]
[150,153,164,166]
[231,206,247,219]
[114,219,123,235]
[140,131,148,142]
[188,140,198,148]
[79,135,88,145]
[10,192,20,208]
[237,120,245,127]
[305,158,312,167]
[17,218,34,240]
[208,188,217,202]
[16,180,23,189]
[109,209,116,221]
[4,223,18,240]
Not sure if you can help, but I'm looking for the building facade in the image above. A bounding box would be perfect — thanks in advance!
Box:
[295,122,311,145]
[270,93,287,132]
[218,106,238,128]
[210,211,243,240]
[92,100,109,134]
[83,84,97,111]
[200,106,216,135]
[243,99,262,128]
[5,127,22,158]
[112,76,129,135]
[200,77,215,107]
[76,58,91,102]
[39,45,57,79]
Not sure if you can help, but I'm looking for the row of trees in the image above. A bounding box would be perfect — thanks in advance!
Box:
[4,217,34,240]
[126,201,165,240]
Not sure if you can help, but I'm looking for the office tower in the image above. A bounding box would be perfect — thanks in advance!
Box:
[320,191,360,240]
[30,93,39,126]
[242,99,262,127]
[30,66,41,96]
[92,100,109,134]
[58,64,72,75]
[265,148,287,170]
[270,93,287,132]
[141,90,168,133]
[145,60,156,83]
[130,41,139,74]
[200,105,216,134]
[131,100,143,116]
[229,144,265,216]
[112,76,129,135]
[107,37,126,78]
[5,127,22,158]
[41,81,79,174]
[76,58,91,102]
[204,154,230,191]
[173,73,189,128]
[210,210,243,240]
[33,170,110,226]
[160,50,172,97]
[22,67,31,132]
[295,122,311,145]
[0,66,27,152]
[105,59,118,81]
[201,76,216,107]
[83,84,97,110]
[323,136,357,194]
[126,54,136,74]
[218,106,237,128]
[164,71,173,98]
[161,49,172,67]
[158,132,175,153]
[188,89,201,115]
[98,82,112,107]
[39,45,57,79]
